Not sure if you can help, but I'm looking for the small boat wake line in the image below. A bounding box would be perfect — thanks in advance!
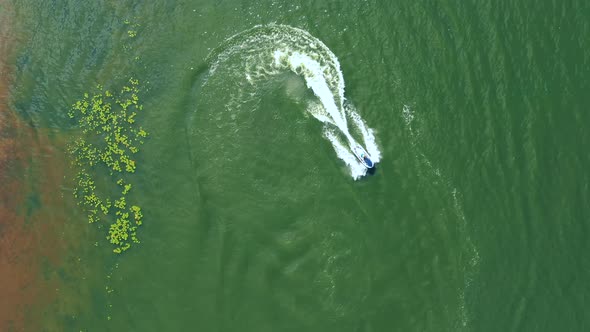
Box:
[203,24,381,179]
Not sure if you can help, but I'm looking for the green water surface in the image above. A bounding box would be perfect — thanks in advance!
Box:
[7,0,590,331]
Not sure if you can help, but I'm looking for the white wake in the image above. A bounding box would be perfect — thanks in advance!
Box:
[205,24,381,179]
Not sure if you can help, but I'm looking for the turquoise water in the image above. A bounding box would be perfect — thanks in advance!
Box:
[3,0,590,331]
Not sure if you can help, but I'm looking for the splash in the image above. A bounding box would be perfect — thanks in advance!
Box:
[204,24,381,179]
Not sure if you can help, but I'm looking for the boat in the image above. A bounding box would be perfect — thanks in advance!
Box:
[351,144,374,168]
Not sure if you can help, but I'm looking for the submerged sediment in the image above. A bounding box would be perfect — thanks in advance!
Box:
[0,3,98,330]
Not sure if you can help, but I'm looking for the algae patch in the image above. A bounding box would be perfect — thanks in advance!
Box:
[68,78,148,253]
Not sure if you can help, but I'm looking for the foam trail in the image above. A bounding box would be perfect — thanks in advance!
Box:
[323,129,367,180]
[277,51,350,139]
[204,24,381,179]
[306,101,333,125]
[274,43,379,176]
[348,107,381,162]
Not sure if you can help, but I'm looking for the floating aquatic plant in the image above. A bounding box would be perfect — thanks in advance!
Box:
[68,78,148,253]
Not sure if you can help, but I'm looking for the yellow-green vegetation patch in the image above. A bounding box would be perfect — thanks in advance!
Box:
[68,78,148,254]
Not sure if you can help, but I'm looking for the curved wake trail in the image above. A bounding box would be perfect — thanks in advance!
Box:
[204,24,381,179]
